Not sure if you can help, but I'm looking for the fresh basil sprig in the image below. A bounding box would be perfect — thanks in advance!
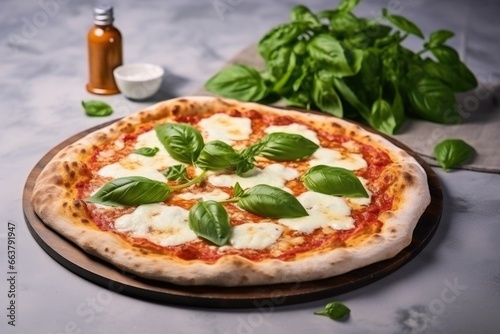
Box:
[133,147,159,157]
[259,132,319,161]
[188,200,231,246]
[195,140,242,171]
[433,139,474,171]
[81,100,113,117]
[301,165,368,198]
[162,164,190,182]
[155,123,204,164]
[314,301,350,321]
[203,1,477,134]
[223,183,308,218]
[86,176,171,206]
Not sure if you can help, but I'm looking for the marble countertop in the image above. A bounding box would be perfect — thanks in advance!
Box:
[1,0,499,333]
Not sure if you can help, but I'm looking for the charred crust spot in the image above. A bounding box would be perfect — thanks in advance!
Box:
[139,249,149,255]
[240,275,249,283]
[349,130,356,137]
[71,161,79,168]
[390,228,397,233]
[81,218,89,224]
[72,212,79,218]
[73,200,82,209]
[104,247,109,252]
[80,148,87,154]
[62,202,68,208]
[52,175,64,186]
[69,171,76,179]
[64,163,70,172]
[172,105,180,115]
[403,172,413,185]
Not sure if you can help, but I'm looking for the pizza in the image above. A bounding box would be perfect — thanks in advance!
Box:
[31,96,431,287]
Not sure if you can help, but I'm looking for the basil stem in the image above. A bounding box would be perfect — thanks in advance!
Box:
[302,165,368,198]
[86,176,171,206]
[188,200,231,246]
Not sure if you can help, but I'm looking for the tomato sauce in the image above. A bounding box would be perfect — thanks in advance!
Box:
[79,109,395,263]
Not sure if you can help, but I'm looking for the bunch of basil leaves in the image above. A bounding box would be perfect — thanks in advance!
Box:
[204,0,477,135]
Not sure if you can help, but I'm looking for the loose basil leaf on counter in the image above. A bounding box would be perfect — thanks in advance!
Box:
[155,123,204,164]
[314,301,350,321]
[81,100,113,117]
[259,132,319,161]
[162,164,189,182]
[188,200,231,246]
[196,140,242,171]
[433,139,474,171]
[238,184,308,218]
[302,165,368,198]
[133,147,159,157]
[86,176,171,206]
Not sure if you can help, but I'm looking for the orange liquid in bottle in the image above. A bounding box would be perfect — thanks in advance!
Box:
[86,6,122,95]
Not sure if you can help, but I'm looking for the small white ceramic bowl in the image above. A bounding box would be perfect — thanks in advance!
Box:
[113,63,164,100]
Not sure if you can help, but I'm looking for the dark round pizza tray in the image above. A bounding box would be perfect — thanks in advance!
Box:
[23,118,443,308]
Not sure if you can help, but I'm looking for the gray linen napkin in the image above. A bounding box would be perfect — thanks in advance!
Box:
[194,44,500,173]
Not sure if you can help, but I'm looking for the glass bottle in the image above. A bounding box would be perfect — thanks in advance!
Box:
[86,5,122,95]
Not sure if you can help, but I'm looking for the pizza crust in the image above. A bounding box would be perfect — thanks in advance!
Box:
[32,96,431,286]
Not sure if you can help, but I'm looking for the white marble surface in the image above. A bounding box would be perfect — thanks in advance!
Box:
[1,0,500,333]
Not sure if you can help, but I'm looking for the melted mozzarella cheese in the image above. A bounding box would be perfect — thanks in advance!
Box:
[114,203,197,247]
[279,191,355,233]
[98,162,166,182]
[97,129,182,182]
[130,130,181,170]
[309,147,367,170]
[176,189,230,201]
[230,222,283,249]
[208,164,298,190]
[264,123,320,144]
[198,113,252,144]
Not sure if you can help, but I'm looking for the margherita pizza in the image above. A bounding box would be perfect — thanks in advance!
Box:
[32,96,431,286]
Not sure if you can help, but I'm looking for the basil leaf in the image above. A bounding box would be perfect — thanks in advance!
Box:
[433,139,474,171]
[234,142,265,175]
[369,98,397,135]
[429,45,461,65]
[155,123,204,164]
[162,164,189,182]
[258,22,308,60]
[290,5,320,26]
[86,176,170,207]
[268,47,298,94]
[233,182,244,197]
[382,8,424,39]
[133,147,159,157]
[196,140,242,171]
[423,60,477,93]
[259,132,319,161]
[407,77,459,124]
[333,77,371,121]
[302,165,368,198]
[425,29,454,49]
[337,0,362,13]
[307,34,363,77]
[81,100,113,117]
[204,64,269,102]
[238,185,308,218]
[314,301,350,321]
[313,75,343,117]
[188,200,231,246]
